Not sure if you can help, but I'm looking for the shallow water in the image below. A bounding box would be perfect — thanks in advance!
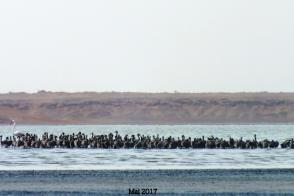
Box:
[2,169,294,195]
[1,124,294,170]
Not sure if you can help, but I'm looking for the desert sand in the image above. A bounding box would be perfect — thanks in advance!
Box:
[0,91,294,124]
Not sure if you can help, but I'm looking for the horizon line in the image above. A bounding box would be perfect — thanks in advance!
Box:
[1,90,294,94]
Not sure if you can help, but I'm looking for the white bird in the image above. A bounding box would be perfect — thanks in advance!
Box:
[10,120,25,137]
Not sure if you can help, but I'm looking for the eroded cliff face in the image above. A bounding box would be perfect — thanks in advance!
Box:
[0,92,293,124]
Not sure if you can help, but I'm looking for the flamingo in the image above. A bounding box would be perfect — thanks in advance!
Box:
[10,120,25,137]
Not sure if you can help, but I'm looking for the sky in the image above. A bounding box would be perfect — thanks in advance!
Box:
[0,0,293,93]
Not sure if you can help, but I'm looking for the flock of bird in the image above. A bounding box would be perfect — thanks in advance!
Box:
[0,120,293,149]
[1,131,294,149]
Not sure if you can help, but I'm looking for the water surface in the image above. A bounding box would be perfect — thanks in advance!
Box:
[0,124,294,170]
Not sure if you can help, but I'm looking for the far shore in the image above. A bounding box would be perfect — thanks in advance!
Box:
[1,92,294,124]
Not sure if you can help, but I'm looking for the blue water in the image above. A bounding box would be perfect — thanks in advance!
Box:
[1,124,294,170]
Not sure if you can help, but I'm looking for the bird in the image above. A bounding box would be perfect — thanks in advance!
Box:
[10,120,25,137]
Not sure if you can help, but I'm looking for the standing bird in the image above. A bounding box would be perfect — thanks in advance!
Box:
[10,120,25,137]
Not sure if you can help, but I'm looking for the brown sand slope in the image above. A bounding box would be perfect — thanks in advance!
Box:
[0,92,294,124]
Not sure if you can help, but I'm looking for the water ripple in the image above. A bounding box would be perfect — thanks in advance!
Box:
[1,124,294,170]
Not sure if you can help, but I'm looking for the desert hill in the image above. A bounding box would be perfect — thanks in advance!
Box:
[0,92,293,124]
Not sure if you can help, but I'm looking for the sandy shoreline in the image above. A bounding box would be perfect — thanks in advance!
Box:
[2,92,294,125]
[0,169,294,195]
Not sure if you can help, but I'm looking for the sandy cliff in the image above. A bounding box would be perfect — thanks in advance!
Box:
[0,92,293,124]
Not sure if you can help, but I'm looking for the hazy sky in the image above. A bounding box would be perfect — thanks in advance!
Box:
[0,0,293,93]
